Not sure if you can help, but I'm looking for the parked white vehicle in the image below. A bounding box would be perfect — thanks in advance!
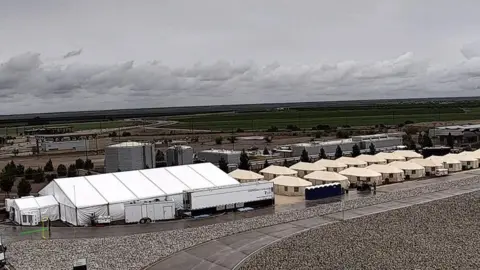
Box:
[124,200,175,224]
[435,168,448,177]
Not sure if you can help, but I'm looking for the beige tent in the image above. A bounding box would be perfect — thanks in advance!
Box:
[336,157,367,168]
[228,169,264,183]
[409,159,444,176]
[270,176,312,196]
[375,152,406,163]
[366,164,404,183]
[303,171,350,190]
[445,153,479,170]
[459,151,480,160]
[289,162,326,177]
[426,156,462,172]
[356,154,388,165]
[339,167,382,186]
[388,161,425,180]
[314,159,348,172]
[393,150,423,160]
[260,165,298,180]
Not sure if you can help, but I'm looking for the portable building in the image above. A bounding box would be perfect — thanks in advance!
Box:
[444,153,479,170]
[197,149,241,164]
[314,159,348,172]
[259,165,298,180]
[39,163,240,225]
[291,143,321,157]
[228,169,264,183]
[270,176,312,196]
[393,150,423,160]
[426,156,462,172]
[339,167,382,186]
[10,195,59,226]
[303,171,350,190]
[104,142,155,173]
[356,154,387,165]
[289,162,326,177]
[336,157,367,168]
[388,161,426,180]
[366,164,404,184]
[410,159,444,176]
[375,152,406,163]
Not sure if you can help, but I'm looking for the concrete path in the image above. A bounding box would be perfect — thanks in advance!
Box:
[146,183,480,270]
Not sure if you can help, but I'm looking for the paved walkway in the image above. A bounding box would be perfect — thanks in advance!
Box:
[146,183,480,270]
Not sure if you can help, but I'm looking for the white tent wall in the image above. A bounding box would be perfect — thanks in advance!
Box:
[77,205,109,226]
[39,205,59,221]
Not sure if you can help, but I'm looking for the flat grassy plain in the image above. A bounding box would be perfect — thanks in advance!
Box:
[169,105,480,131]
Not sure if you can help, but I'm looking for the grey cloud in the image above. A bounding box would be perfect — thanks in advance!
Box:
[1,47,480,114]
[63,49,83,59]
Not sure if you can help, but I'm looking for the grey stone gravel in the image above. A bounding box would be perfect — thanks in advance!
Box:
[239,190,480,270]
[7,176,480,270]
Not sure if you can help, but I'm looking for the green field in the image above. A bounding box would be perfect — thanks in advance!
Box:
[169,106,480,131]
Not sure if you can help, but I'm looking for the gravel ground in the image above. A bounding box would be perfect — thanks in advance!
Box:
[7,176,480,270]
[240,191,480,270]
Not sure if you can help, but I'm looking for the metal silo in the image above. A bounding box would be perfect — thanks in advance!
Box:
[104,141,155,173]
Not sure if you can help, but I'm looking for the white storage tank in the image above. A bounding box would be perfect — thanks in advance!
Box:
[104,142,155,173]
[197,149,241,164]
[166,145,194,166]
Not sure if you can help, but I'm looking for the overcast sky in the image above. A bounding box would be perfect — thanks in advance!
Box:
[1,0,480,114]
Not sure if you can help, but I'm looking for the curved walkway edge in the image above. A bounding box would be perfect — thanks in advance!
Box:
[146,183,480,270]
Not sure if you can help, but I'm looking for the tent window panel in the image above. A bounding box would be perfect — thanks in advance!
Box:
[449,164,453,168]
[22,215,27,223]
[389,174,393,178]
[294,187,299,192]
[284,186,288,192]
[367,177,371,181]
[412,170,416,174]
[467,161,471,165]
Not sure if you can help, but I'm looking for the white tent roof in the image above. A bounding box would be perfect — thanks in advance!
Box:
[228,169,264,181]
[375,152,406,161]
[34,195,58,208]
[458,151,480,159]
[389,161,425,170]
[260,165,297,175]
[40,163,240,208]
[445,153,477,162]
[427,155,461,165]
[13,197,41,211]
[289,162,326,171]
[356,154,387,163]
[314,159,348,168]
[270,176,312,187]
[367,164,404,174]
[339,167,381,178]
[410,158,442,167]
[393,150,423,159]
[336,157,367,166]
[304,171,348,182]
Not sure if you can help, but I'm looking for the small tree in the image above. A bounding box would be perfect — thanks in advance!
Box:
[44,159,54,172]
[57,164,67,177]
[16,164,25,176]
[227,136,237,143]
[238,149,250,170]
[300,148,310,162]
[319,148,327,159]
[75,158,85,170]
[84,159,94,170]
[33,168,45,183]
[264,159,270,168]
[422,134,433,148]
[67,164,77,177]
[215,137,223,145]
[45,174,56,182]
[264,136,273,143]
[0,173,15,197]
[218,157,229,173]
[352,144,361,157]
[335,145,343,159]
[17,179,32,197]
[24,167,34,180]
[446,132,454,148]
[263,147,270,155]
[155,150,165,162]
[369,143,376,155]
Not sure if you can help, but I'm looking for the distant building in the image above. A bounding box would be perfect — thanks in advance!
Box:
[197,149,242,164]
[429,125,480,145]
[104,142,155,173]
[166,145,194,166]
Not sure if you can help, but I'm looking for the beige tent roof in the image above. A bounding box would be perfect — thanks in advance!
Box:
[260,165,297,175]
[458,151,480,159]
[270,176,313,187]
[339,167,381,178]
[445,153,476,162]
[389,161,425,170]
[410,158,442,167]
[356,154,387,163]
[336,157,367,166]
[375,152,406,161]
[228,169,264,181]
[289,162,326,171]
[367,164,404,174]
[304,171,348,182]
[427,155,461,165]
[393,150,423,159]
[314,159,348,168]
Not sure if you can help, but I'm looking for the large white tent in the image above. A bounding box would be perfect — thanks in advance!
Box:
[39,163,239,225]
[314,159,348,172]
[260,165,298,180]
[356,154,387,165]
[10,195,59,226]
[289,162,326,177]
[336,157,367,168]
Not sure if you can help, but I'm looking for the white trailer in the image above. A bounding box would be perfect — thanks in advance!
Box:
[124,200,175,224]
[184,181,274,211]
